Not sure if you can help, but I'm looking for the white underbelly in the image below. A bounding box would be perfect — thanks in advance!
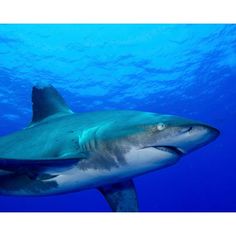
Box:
[0,148,180,196]
[47,148,180,195]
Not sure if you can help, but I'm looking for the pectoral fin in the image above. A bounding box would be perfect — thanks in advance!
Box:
[98,179,139,212]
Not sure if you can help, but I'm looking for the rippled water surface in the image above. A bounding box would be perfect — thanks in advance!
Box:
[0,24,235,211]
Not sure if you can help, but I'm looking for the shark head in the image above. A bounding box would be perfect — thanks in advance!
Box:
[91,111,220,174]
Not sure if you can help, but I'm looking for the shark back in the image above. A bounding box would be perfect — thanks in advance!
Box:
[0,85,90,175]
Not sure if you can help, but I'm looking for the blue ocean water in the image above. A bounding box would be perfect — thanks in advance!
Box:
[0,24,235,212]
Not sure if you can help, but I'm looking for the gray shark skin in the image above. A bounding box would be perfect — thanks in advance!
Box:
[0,85,220,212]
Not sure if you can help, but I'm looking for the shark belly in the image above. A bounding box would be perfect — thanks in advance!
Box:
[52,149,179,194]
[0,147,179,196]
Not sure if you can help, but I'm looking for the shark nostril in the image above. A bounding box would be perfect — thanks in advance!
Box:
[187,126,193,132]
[180,126,193,134]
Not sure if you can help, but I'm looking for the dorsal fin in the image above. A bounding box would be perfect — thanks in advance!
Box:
[31,84,73,124]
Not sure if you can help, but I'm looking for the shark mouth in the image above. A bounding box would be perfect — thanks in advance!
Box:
[143,145,184,155]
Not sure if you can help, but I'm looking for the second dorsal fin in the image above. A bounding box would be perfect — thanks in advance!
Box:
[31,84,73,124]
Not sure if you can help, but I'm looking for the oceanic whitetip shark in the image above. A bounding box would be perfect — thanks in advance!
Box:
[0,85,220,211]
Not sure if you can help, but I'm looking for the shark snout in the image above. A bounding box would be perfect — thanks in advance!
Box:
[173,123,220,154]
[192,124,220,141]
[202,124,220,139]
[180,124,220,139]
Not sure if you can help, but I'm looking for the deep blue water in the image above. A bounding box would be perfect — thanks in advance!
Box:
[0,24,235,212]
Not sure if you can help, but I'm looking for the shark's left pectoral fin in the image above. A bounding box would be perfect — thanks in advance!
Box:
[98,179,139,212]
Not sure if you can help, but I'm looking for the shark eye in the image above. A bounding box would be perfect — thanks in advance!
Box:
[157,123,166,131]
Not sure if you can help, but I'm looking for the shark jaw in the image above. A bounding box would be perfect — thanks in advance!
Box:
[141,145,184,155]
[119,123,220,176]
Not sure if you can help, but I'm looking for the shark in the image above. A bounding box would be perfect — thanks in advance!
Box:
[0,85,220,212]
